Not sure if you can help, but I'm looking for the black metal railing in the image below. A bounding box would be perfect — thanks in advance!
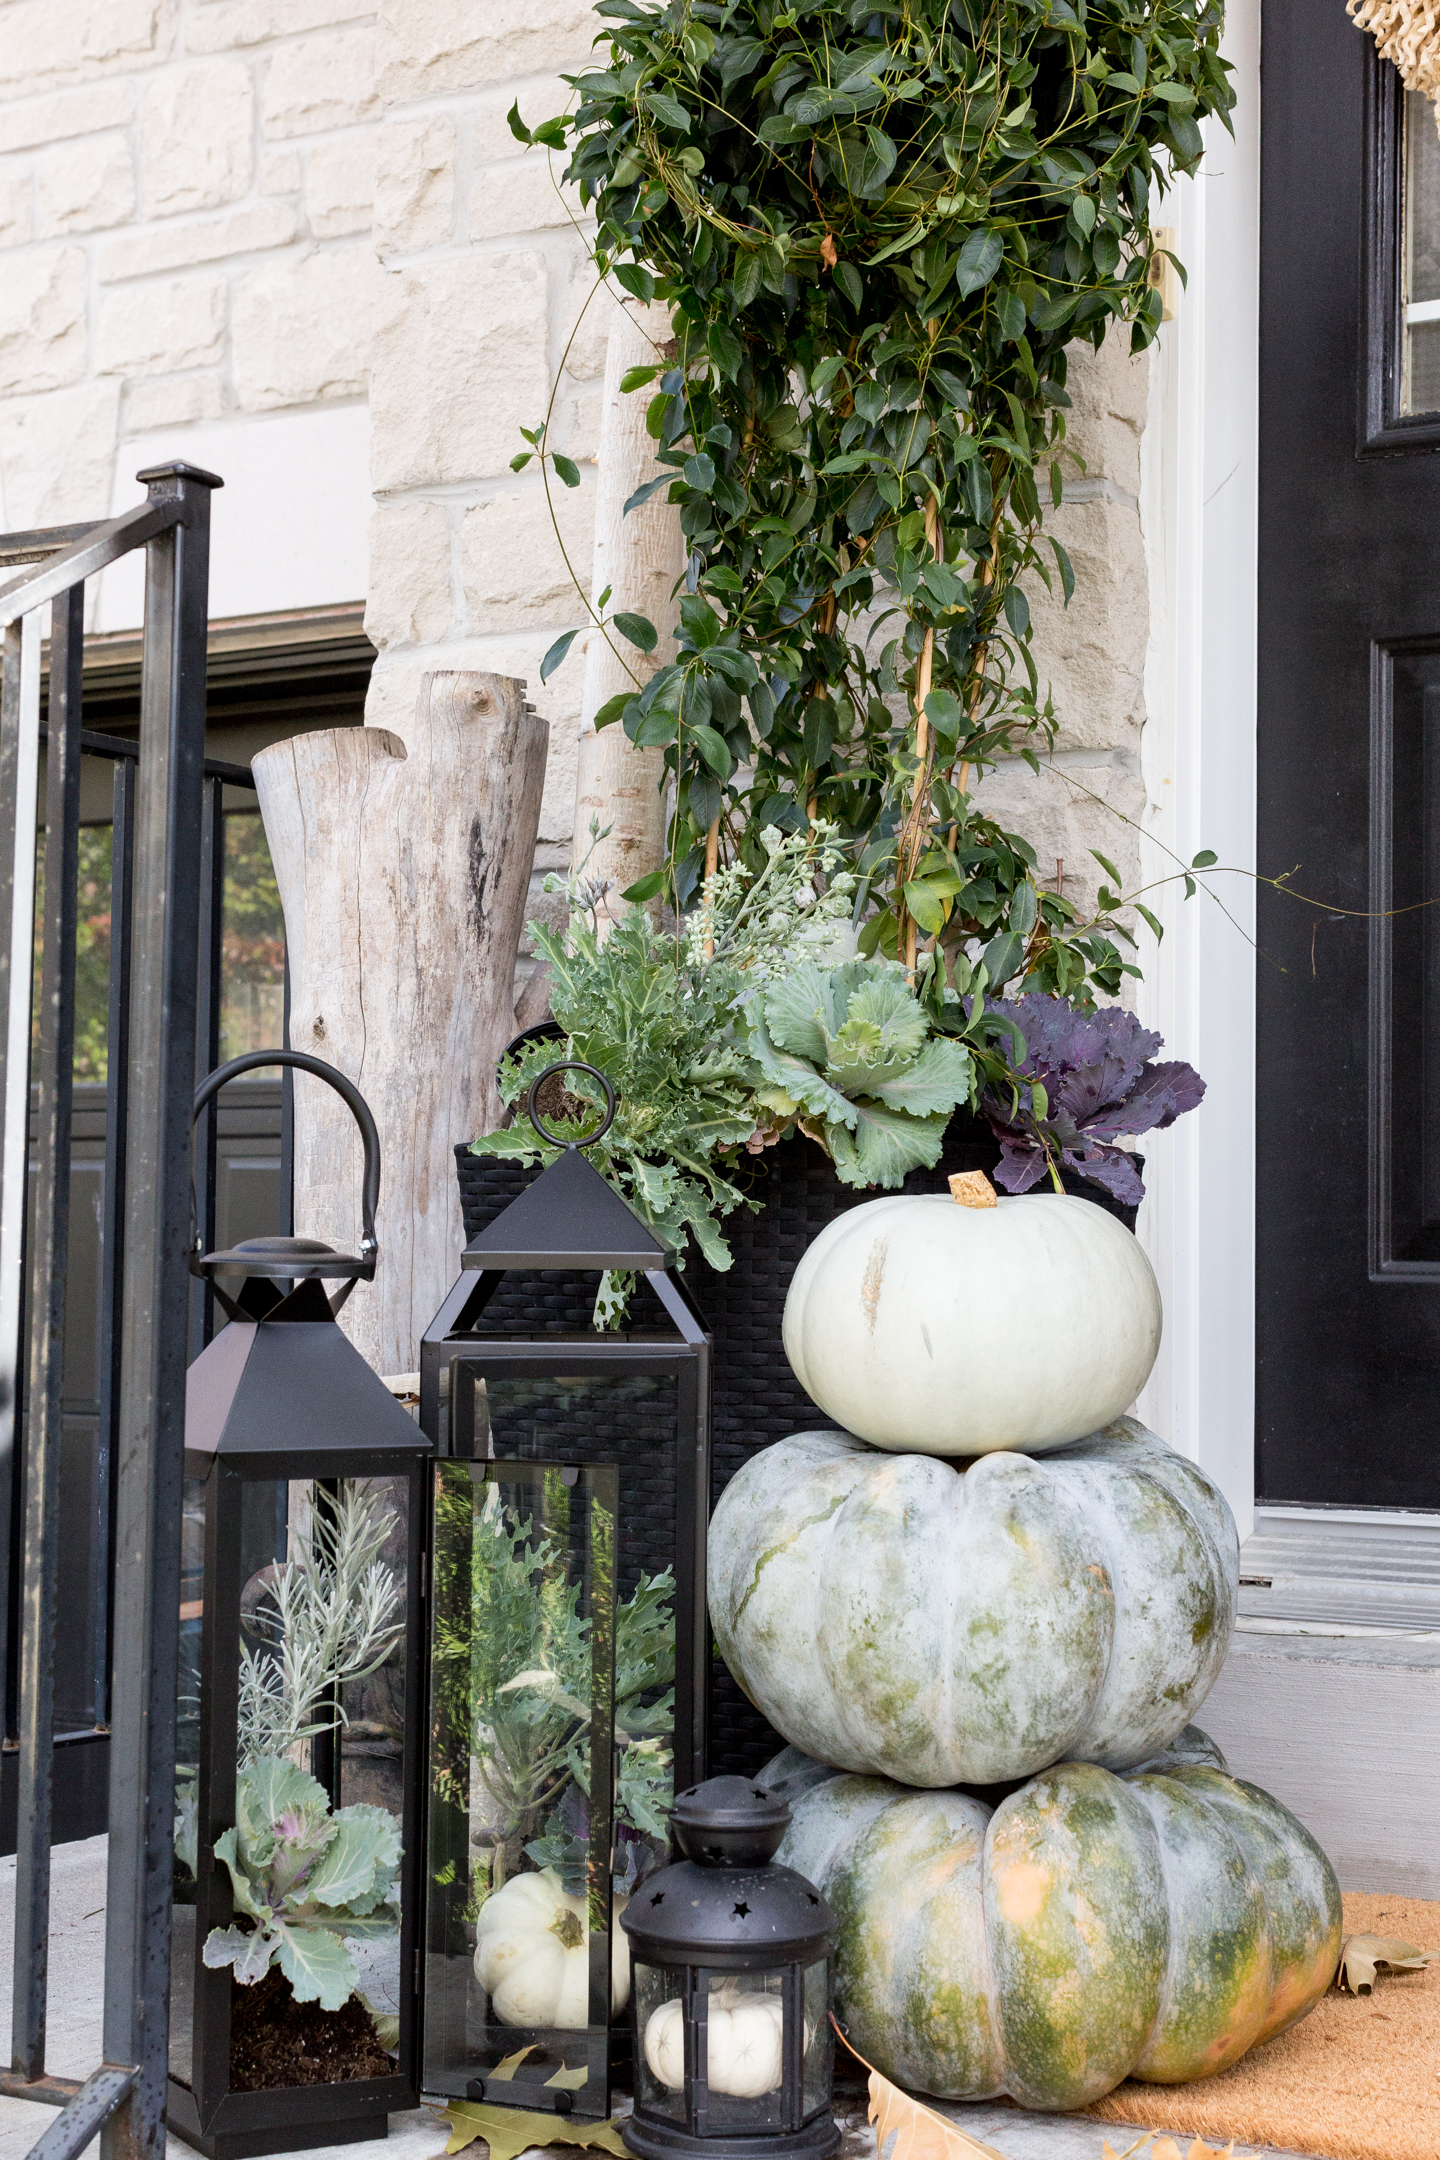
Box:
[0,464,222,2160]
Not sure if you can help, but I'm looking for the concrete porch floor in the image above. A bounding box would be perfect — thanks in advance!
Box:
[0,1838,1325,2160]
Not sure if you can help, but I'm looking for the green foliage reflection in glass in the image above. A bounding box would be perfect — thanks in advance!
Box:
[431,1465,674,1905]
[36,804,284,1081]
[515,0,1233,990]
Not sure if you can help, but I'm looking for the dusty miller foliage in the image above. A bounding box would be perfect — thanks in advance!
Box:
[514,0,1233,997]
[237,1480,405,1768]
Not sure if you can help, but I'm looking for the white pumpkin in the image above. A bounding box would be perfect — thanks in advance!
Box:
[645,1982,786,2099]
[474,1868,630,2028]
[783,1188,1161,1454]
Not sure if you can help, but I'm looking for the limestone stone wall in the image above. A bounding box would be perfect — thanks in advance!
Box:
[0,0,384,579]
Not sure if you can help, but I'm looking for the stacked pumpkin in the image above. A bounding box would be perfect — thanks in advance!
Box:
[708,1181,1342,2113]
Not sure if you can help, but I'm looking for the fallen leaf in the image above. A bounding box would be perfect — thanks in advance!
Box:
[487,2047,539,2082]
[545,2066,591,2092]
[1101,2140,1233,2159]
[436,2102,628,2160]
[821,232,838,268]
[831,2020,1005,2160]
[1338,1934,1438,1995]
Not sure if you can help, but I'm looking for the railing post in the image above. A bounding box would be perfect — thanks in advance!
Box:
[12,582,85,2080]
[100,462,220,2160]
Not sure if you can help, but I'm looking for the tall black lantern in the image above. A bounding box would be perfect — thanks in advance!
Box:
[418,1064,712,2120]
[171,1052,431,2160]
[619,1778,838,2160]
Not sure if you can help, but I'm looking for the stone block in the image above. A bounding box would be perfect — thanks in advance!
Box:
[261,147,301,194]
[0,246,86,397]
[364,500,454,648]
[1062,330,1150,498]
[0,0,166,95]
[187,0,379,54]
[1026,496,1147,754]
[370,252,549,490]
[124,373,226,431]
[232,245,380,409]
[97,274,228,377]
[459,480,594,634]
[307,132,377,237]
[556,386,602,466]
[98,201,297,282]
[0,379,121,527]
[470,152,582,241]
[36,133,135,235]
[141,59,254,216]
[375,0,600,101]
[971,755,1144,923]
[374,114,455,257]
[0,82,134,155]
[263,29,377,138]
[0,163,32,248]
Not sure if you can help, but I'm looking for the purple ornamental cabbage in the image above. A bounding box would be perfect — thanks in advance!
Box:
[980,994,1205,1207]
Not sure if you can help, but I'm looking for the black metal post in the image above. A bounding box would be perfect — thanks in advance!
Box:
[190,774,224,1359]
[101,462,220,2160]
[97,758,136,1730]
[0,610,40,1759]
[12,583,84,2079]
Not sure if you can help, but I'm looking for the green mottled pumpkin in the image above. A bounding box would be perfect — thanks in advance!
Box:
[709,1420,1237,1786]
[767,1733,1342,2112]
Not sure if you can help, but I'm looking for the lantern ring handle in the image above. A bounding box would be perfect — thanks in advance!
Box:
[525,1060,616,1150]
[192,1049,381,1260]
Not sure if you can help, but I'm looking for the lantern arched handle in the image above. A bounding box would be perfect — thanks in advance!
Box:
[190,1051,381,1297]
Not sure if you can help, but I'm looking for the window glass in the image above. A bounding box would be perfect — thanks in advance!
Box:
[1404,90,1440,413]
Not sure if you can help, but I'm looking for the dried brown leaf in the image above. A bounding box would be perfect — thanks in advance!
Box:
[436,2101,627,2160]
[831,2020,1005,2160]
[1101,2140,1234,2159]
[1338,1933,1438,1995]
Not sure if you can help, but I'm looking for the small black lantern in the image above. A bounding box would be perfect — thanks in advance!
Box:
[619,1777,838,2160]
[170,1051,431,2160]
[418,1064,713,2117]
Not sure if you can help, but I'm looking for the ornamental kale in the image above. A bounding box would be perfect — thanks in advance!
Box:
[745,959,974,1187]
[201,1756,401,2014]
[980,994,1204,1205]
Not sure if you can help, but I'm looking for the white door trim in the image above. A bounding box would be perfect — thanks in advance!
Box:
[1136,0,1262,1543]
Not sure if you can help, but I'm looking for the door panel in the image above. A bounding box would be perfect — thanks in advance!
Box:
[1258,3,1440,1509]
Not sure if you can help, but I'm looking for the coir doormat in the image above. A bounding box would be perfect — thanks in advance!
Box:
[1084,1893,1440,2160]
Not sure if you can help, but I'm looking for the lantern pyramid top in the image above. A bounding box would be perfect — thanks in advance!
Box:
[461,1134,674,1274]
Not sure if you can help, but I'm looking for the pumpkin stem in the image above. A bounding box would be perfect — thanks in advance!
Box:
[948,1170,997,1209]
[550,1908,585,1951]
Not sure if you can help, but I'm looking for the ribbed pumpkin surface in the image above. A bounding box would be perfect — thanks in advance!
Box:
[769,1737,1342,2113]
[709,1420,1238,1786]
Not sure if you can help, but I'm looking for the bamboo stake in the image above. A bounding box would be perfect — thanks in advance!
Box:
[898,496,940,980]
[702,817,720,958]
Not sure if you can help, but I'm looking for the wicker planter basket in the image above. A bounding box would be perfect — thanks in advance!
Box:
[454,1119,1139,1775]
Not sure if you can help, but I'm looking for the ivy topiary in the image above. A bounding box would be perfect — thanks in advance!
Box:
[515,0,1233,1003]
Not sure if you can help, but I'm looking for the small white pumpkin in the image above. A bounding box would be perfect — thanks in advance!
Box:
[783,1185,1161,1454]
[475,1868,630,2029]
[645,1982,786,2099]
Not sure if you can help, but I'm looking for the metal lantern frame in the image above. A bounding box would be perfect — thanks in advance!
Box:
[419,1062,713,1787]
[619,1779,839,2160]
[171,1052,432,2160]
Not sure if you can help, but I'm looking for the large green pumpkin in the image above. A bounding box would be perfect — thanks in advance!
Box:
[767,1733,1342,2112]
[709,1420,1238,1786]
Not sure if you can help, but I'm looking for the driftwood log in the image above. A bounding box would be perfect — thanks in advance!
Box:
[571,296,684,920]
[253,672,547,1376]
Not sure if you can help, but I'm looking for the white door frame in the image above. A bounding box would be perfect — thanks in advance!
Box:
[1136,0,1263,1545]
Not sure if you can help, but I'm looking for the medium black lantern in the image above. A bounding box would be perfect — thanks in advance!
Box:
[418,1064,712,2120]
[619,1777,838,2160]
[170,1051,431,2160]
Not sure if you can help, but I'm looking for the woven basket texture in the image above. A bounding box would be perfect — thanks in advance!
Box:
[454,1119,1139,1777]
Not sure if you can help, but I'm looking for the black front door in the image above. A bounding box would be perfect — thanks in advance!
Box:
[1257,2,1440,1510]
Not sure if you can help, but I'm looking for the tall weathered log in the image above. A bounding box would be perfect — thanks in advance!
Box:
[572,297,685,922]
[253,672,547,1376]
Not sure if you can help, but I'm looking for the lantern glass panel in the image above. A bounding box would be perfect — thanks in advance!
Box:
[633,1960,689,2123]
[177,1467,411,2099]
[424,1460,632,2112]
[698,1970,788,2131]
[802,1960,831,2118]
